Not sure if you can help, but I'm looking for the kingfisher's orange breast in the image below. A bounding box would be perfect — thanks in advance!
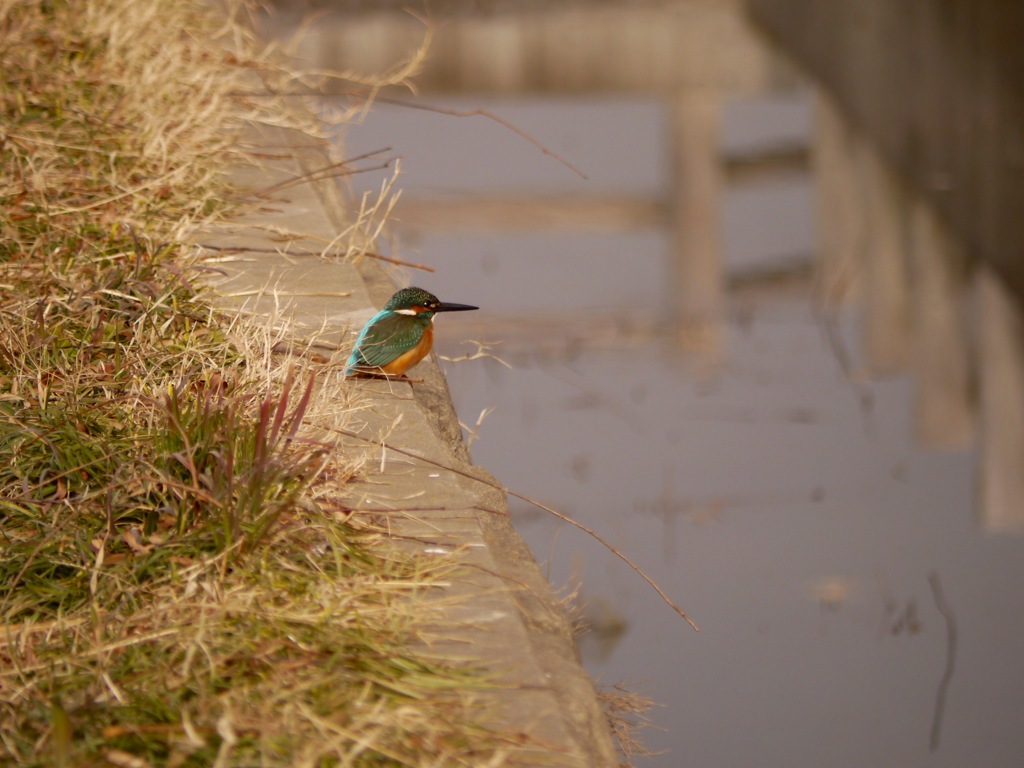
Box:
[377,324,434,376]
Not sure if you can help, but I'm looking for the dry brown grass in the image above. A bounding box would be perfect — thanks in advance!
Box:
[598,685,661,767]
[0,2,517,765]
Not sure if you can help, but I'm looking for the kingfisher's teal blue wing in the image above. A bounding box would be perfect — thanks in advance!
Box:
[346,311,427,373]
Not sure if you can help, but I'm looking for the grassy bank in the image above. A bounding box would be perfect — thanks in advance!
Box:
[0,1,513,765]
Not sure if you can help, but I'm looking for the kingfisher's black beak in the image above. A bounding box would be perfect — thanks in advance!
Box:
[434,302,478,313]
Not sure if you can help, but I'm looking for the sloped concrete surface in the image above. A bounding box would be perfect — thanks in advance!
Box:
[195,123,619,767]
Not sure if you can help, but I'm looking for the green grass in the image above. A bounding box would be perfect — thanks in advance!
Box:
[0,1,517,765]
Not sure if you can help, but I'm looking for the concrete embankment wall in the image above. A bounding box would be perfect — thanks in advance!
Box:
[197,123,620,766]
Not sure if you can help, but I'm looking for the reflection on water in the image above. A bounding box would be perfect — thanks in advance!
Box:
[337,96,1024,767]
[440,297,1024,768]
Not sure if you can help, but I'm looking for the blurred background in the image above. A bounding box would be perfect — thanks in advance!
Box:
[260,2,1024,765]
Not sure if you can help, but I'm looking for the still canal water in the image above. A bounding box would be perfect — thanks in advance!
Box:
[333,95,1024,767]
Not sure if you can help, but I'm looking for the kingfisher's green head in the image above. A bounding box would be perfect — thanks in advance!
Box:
[384,287,478,318]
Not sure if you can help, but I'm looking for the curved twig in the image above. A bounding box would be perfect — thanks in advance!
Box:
[928,571,957,751]
[332,425,699,632]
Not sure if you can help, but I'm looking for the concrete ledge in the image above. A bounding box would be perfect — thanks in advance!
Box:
[196,122,618,767]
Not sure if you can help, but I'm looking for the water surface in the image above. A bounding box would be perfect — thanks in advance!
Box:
[334,95,1024,767]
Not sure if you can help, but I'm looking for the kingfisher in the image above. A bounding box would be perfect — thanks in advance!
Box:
[345,286,478,378]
